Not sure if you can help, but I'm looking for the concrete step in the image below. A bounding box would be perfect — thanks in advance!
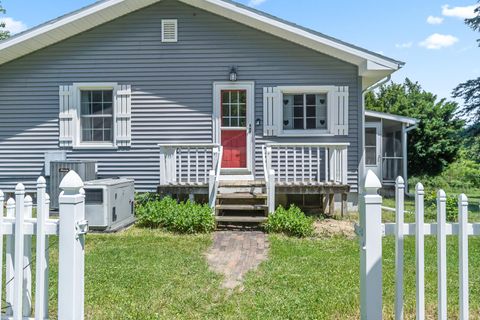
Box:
[217,193,267,199]
[215,204,268,211]
[215,216,267,223]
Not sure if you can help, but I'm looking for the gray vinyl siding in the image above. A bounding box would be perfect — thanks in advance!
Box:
[0,0,361,193]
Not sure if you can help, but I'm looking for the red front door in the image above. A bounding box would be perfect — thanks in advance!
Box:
[220,90,248,169]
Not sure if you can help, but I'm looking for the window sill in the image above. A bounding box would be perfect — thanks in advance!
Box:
[73,144,118,150]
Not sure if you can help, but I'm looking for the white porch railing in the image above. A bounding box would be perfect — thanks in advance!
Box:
[359,171,476,320]
[262,146,276,213]
[264,143,349,184]
[159,144,221,185]
[208,146,223,208]
[0,171,86,320]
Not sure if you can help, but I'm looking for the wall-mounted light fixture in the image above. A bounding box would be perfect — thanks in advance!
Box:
[229,66,238,81]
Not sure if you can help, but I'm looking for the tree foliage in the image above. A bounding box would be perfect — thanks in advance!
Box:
[0,0,10,40]
[366,79,464,176]
[452,2,480,122]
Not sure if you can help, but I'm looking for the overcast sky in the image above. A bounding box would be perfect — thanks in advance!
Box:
[1,0,479,104]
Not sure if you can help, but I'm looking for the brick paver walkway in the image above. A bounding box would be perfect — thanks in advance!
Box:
[206,231,269,290]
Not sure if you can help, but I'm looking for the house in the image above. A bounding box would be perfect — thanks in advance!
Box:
[0,0,413,221]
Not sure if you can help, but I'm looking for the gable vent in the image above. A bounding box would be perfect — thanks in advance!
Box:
[162,19,178,42]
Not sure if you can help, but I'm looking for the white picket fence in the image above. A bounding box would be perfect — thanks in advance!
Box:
[0,170,87,320]
[359,170,478,320]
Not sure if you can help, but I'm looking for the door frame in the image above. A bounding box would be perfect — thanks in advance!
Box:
[213,81,255,177]
[364,122,382,180]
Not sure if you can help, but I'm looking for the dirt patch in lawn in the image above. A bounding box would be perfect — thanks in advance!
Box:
[314,219,356,238]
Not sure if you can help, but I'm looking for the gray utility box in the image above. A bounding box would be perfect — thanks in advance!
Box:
[84,178,135,232]
[50,160,97,209]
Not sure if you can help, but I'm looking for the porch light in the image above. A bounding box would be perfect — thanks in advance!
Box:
[229,66,238,81]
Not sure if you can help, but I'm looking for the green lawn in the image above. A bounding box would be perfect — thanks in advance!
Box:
[44,227,480,319]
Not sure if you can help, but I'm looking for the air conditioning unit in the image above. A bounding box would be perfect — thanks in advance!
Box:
[84,178,135,232]
[49,160,97,209]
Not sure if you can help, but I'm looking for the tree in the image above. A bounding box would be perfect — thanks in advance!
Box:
[0,0,10,40]
[366,79,464,176]
[452,2,480,122]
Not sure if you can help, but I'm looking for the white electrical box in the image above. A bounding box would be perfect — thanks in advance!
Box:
[84,178,135,232]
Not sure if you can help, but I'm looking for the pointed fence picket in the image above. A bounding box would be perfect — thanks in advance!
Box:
[0,171,87,320]
[359,170,478,320]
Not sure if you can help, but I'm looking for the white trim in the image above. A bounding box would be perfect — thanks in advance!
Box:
[0,0,402,82]
[161,19,178,42]
[71,82,118,149]
[365,110,418,125]
[212,81,255,174]
[276,85,335,137]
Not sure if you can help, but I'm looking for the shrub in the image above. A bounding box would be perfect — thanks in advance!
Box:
[264,205,314,238]
[424,191,459,222]
[135,197,215,234]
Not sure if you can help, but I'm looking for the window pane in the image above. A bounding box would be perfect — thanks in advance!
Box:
[93,118,103,129]
[293,95,303,106]
[231,104,238,117]
[92,91,103,102]
[103,91,113,103]
[293,119,303,129]
[92,103,103,115]
[239,104,246,118]
[81,103,91,115]
[230,91,238,102]
[103,102,113,115]
[239,91,246,104]
[306,118,316,129]
[239,117,246,127]
[293,106,303,117]
[222,104,229,117]
[82,130,92,142]
[306,94,316,106]
[93,130,103,141]
[81,91,92,104]
[104,129,112,142]
[366,147,377,165]
[231,118,238,127]
[365,128,377,146]
[222,91,229,104]
[104,118,112,131]
[306,106,316,117]
[222,117,229,126]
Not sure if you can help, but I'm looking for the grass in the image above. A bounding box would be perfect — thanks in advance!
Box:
[42,227,480,319]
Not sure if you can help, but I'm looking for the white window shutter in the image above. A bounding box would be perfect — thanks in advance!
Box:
[263,87,280,136]
[115,85,132,147]
[331,86,349,135]
[59,85,75,148]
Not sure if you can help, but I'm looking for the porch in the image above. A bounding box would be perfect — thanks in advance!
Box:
[364,110,418,187]
[157,142,350,218]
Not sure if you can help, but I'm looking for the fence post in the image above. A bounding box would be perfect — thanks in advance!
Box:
[437,190,447,320]
[360,170,383,320]
[58,170,86,320]
[13,183,25,319]
[23,195,33,317]
[35,176,48,320]
[395,176,405,320]
[5,197,15,316]
[458,194,469,320]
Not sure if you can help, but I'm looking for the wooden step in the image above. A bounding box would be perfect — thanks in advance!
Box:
[215,216,267,223]
[215,204,268,211]
[217,193,267,199]
[219,180,265,187]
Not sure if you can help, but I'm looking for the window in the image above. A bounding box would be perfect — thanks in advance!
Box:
[365,127,377,165]
[283,93,328,130]
[221,90,247,128]
[80,90,114,143]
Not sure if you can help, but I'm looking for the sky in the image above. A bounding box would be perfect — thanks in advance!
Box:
[1,0,479,104]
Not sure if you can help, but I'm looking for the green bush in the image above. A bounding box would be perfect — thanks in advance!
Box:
[135,196,215,234]
[424,191,459,222]
[264,205,314,238]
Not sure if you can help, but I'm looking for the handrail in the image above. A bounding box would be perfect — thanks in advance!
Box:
[266,142,350,147]
[208,146,223,208]
[158,143,220,148]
